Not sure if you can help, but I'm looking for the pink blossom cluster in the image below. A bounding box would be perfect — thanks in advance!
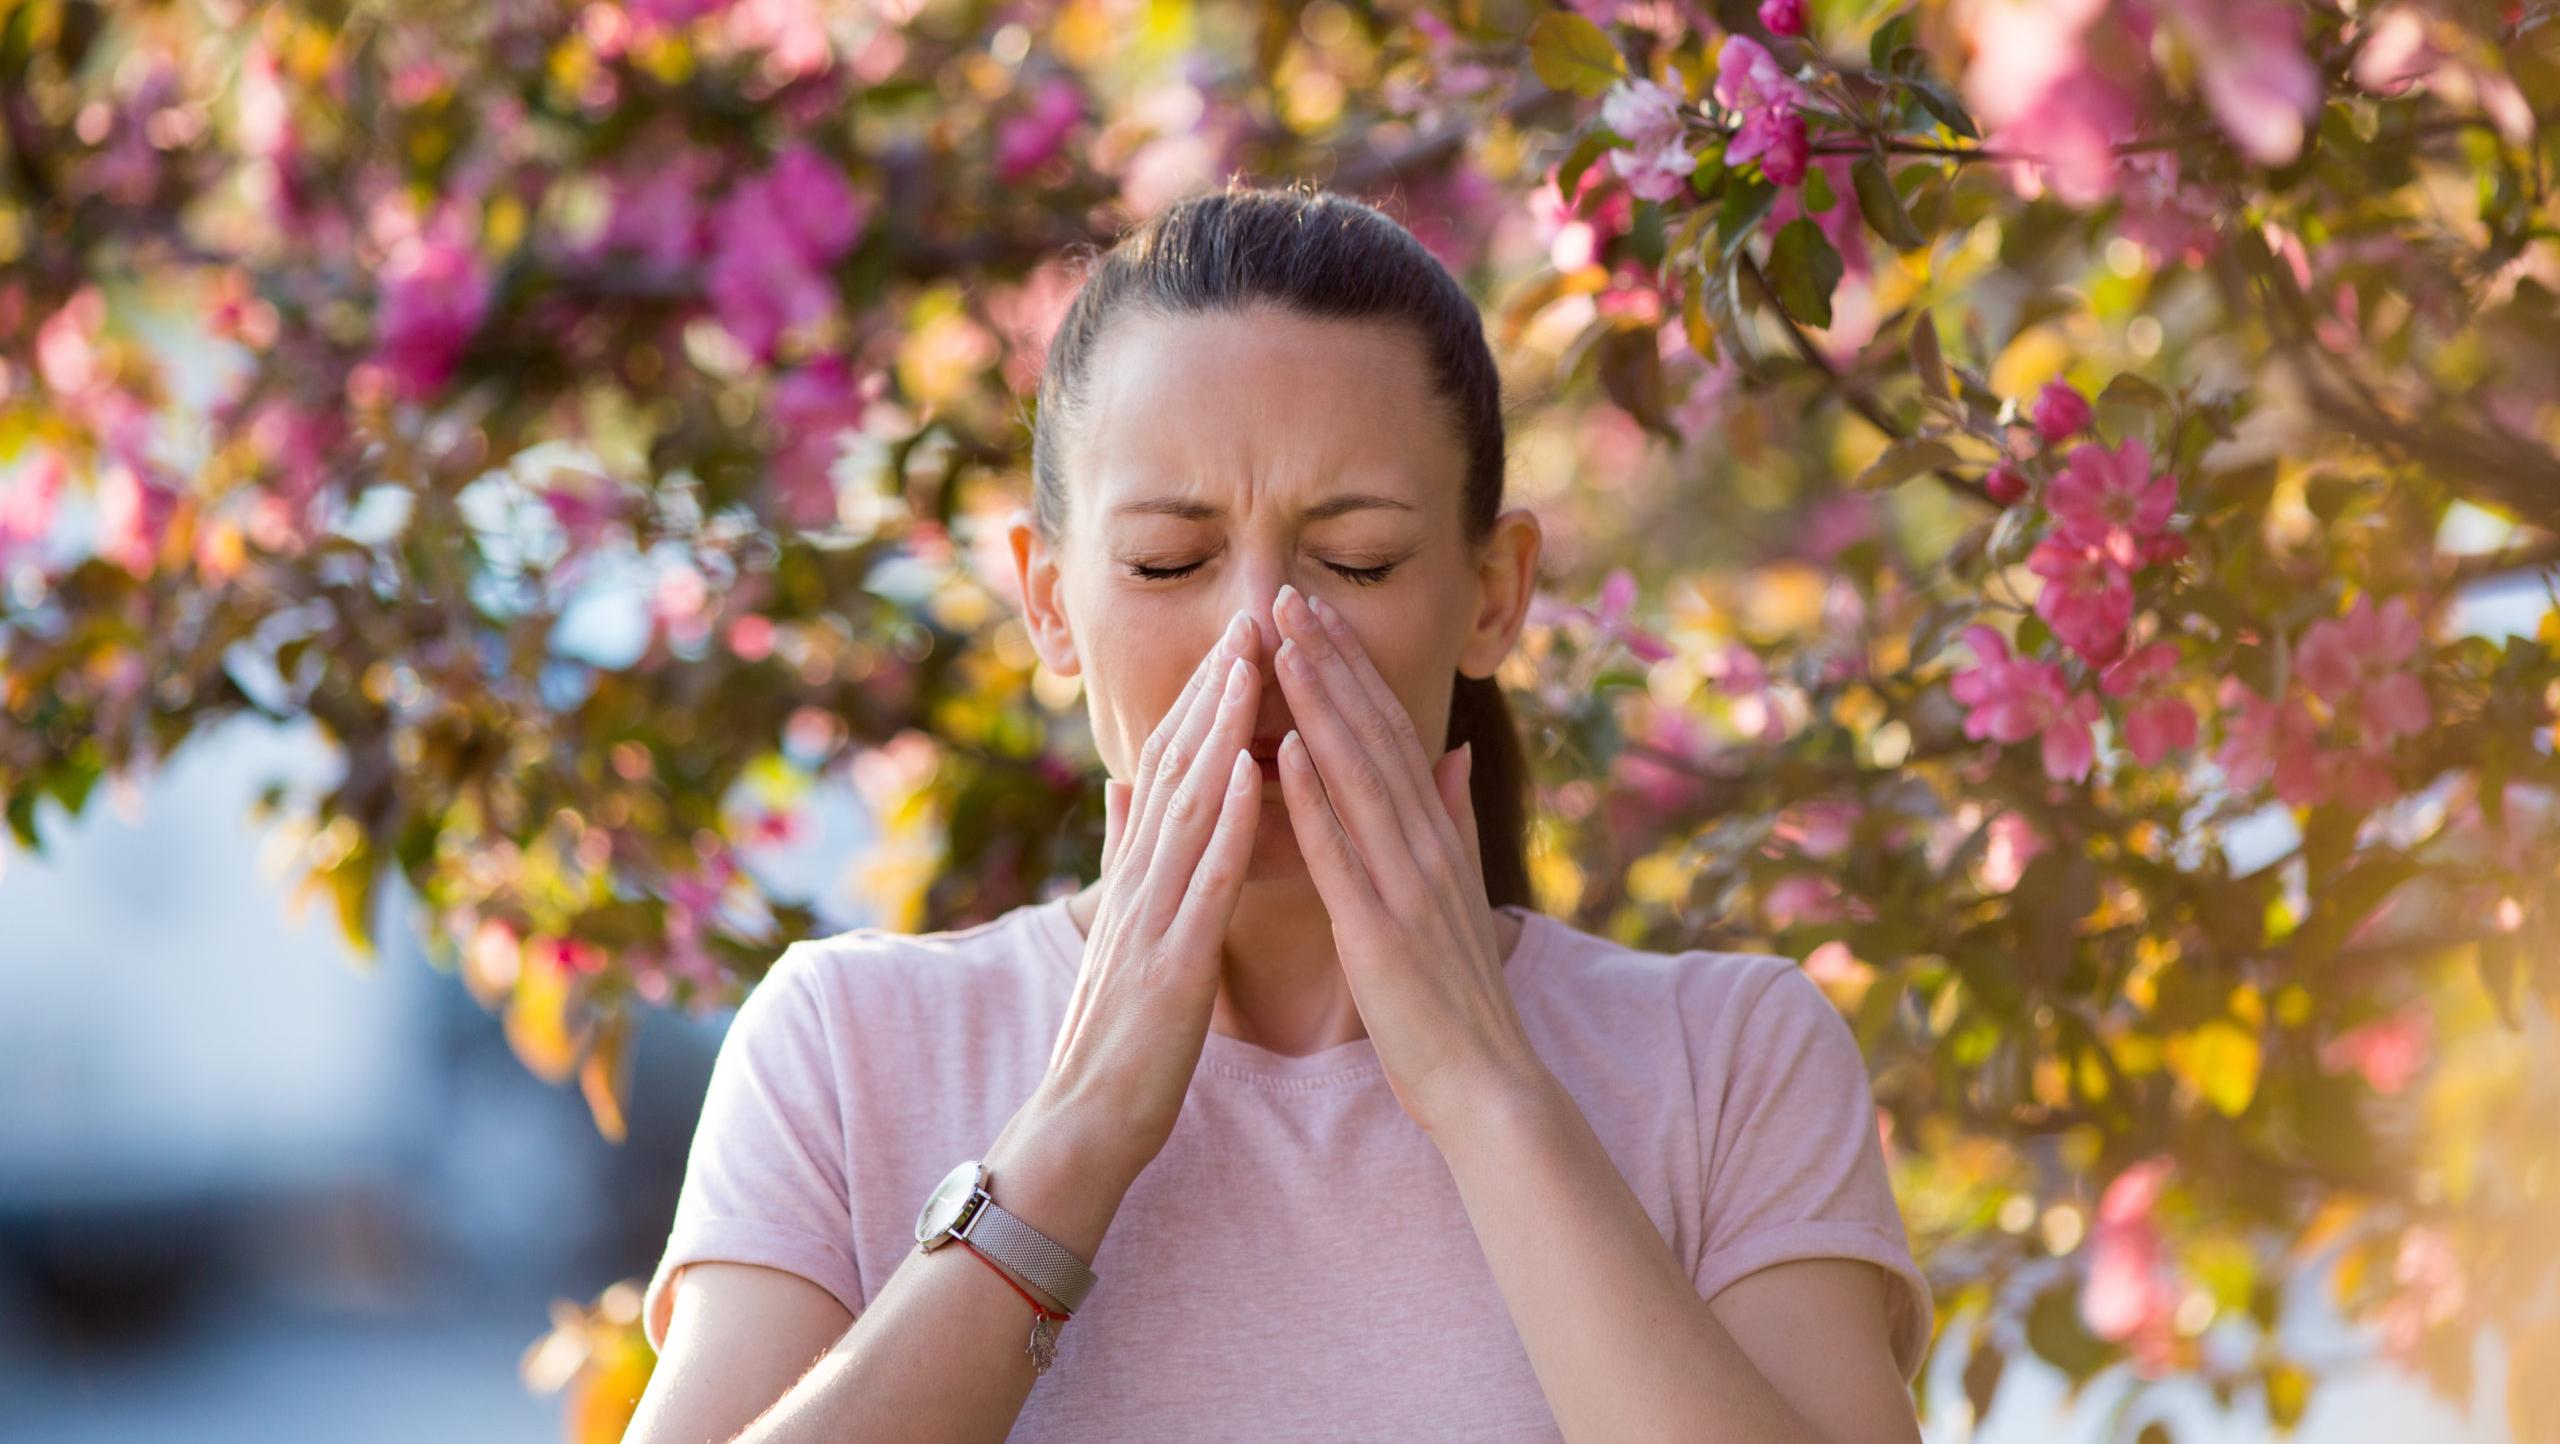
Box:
[1948,402,2202,781]
[2025,434,2183,667]
[2081,1155,2183,1375]
[2214,594,2432,810]
[1600,78,1697,202]
[1713,36,1811,187]
[1958,0,2322,231]
[707,143,871,361]
[374,207,495,404]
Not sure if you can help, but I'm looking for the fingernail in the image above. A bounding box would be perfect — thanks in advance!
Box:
[1310,594,1341,632]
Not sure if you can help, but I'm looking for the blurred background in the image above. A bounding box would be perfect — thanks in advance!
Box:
[3,0,2557,1440]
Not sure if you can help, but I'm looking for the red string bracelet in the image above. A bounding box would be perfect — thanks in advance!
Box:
[958,1237,1071,1322]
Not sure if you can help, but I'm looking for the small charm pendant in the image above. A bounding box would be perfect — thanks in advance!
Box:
[1027,1312,1059,1376]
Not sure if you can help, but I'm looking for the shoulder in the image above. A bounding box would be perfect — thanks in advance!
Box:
[734,901,1065,1082]
[1519,907,1804,1028]
[772,901,1059,1005]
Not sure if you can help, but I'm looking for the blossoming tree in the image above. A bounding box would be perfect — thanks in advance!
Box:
[3,0,2555,1438]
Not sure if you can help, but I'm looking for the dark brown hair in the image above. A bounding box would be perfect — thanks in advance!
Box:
[1027,179,1534,909]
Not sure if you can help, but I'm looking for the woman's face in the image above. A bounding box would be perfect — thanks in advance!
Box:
[1011,305,1538,881]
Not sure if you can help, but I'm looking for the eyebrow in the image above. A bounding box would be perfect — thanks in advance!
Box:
[1107,492,1419,523]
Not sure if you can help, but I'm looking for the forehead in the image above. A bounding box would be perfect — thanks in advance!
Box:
[1070,306,1466,523]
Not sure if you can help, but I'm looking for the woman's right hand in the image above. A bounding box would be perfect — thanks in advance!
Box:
[1038,606,1267,1181]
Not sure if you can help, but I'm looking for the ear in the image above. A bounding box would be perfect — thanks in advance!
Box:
[1458,506,1542,682]
[1008,506,1082,677]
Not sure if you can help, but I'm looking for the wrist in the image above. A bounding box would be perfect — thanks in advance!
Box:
[979,1087,1141,1265]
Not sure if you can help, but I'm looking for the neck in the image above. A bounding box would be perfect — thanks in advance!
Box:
[1065,872,1364,1056]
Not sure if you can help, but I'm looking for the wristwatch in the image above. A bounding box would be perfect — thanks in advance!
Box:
[913,1158,1098,1316]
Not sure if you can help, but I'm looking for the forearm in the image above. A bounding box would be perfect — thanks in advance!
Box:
[734,1087,1137,1444]
[1429,1069,1822,1444]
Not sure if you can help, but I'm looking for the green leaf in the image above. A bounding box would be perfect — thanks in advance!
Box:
[1868,10,1917,69]
[1767,218,1843,329]
[1556,129,1615,206]
[1852,155,1926,249]
[1910,307,1950,399]
[2098,371,2172,413]
[1804,164,1835,213]
[1853,438,1960,490]
[1529,12,1626,97]
[2026,1282,2112,1383]
[1908,79,1981,139]
[1963,1335,2006,1422]
[1718,174,1778,257]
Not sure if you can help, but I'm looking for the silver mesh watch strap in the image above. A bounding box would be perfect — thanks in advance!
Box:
[959,1195,1098,1315]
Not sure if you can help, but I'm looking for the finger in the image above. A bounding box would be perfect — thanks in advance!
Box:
[1303,587,1469,863]
[1276,727,1384,923]
[1125,612,1249,885]
[1271,591,1431,898]
[1102,776,1131,878]
[1162,745,1263,981]
[1433,741,1485,891]
[1135,651,1261,937]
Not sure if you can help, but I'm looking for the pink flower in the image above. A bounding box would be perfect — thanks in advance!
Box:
[2319,1005,2431,1094]
[1713,34,1803,113]
[2376,1225,2466,1364]
[767,354,871,528]
[1961,0,2143,206]
[652,561,713,647]
[1984,463,2030,505]
[588,141,720,274]
[1978,810,2048,892]
[1542,567,1675,663]
[2214,677,2329,807]
[1759,0,1806,36]
[2115,151,2221,269]
[2032,379,2093,442]
[1602,77,1687,150]
[2100,641,2199,764]
[707,145,870,360]
[1774,798,1862,859]
[2048,438,2177,562]
[374,223,493,402]
[0,448,66,570]
[996,77,1085,185]
[2027,537,2134,666]
[1609,143,1699,202]
[2083,1156,2182,1373]
[95,460,180,577]
[2350,7,2440,96]
[1764,873,1846,929]
[1950,624,2105,781]
[2147,0,2322,165]
[2296,594,2432,744]
[1728,106,1810,186]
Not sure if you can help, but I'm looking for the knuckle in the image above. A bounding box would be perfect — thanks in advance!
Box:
[1163,779,1201,824]
[1349,757,1393,801]
[1354,706,1400,752]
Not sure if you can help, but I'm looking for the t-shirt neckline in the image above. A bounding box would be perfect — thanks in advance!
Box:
[1025,891,1554,1087]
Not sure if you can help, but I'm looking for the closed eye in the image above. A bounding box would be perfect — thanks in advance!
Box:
[1126,559,1400,586]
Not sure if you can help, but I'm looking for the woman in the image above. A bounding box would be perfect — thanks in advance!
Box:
[625,182,1931,1443]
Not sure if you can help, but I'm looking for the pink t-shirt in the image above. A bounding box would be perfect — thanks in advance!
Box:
[643,895,1932,1437]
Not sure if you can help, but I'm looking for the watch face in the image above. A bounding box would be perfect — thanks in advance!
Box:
[915,1159,985,1246]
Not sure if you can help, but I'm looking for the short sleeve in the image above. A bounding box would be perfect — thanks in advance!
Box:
[642,943,866,1352]
[1689,959,1933,1380]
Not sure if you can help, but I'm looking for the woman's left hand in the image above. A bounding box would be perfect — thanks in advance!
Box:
[1267,581,1549,1135]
